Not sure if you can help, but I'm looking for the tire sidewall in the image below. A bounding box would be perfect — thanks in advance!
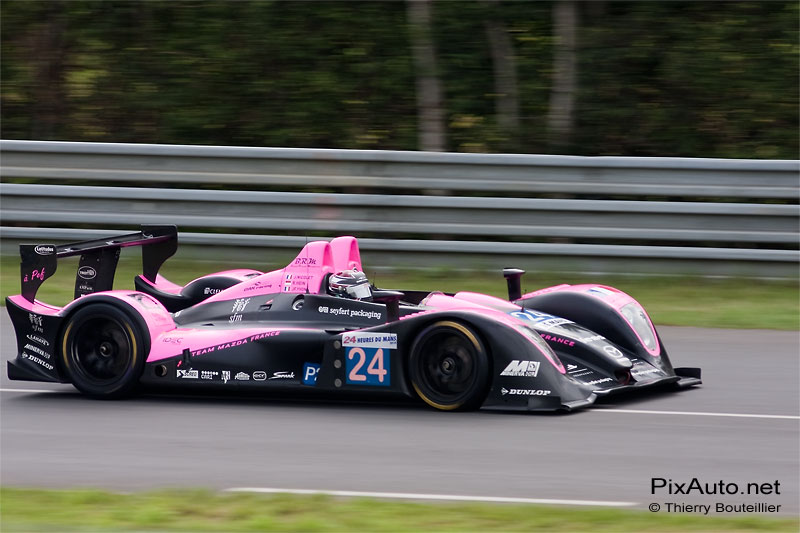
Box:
[60,302,147,399]
[409,320,489,411]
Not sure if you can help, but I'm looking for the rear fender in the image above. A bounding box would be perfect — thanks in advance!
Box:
[62,291,175,360]
[7,291,168,382]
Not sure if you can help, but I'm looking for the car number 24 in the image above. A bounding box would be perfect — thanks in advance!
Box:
[345,347,390,386]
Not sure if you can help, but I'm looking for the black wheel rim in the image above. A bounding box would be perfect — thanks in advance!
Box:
[70,317,133,384]
[417,330,477,402]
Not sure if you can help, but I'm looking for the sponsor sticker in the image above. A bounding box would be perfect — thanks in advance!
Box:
[501,388,551,396]
[190,332,278,358]
[603,345,625,359]
[177,369,198,379]
[317,306,382,321]
[268,371,295,380]
[231,298,250,313]
[342,333,397,349]
[510,309,573,327]
[21,352,54,370]
[28,313,44,334]
[252,371,267,381]
[244,282,271,292]
[538,318,573,328]
[26,334,49,347]
[23,269,45,283]
[539,333,575,347]
[303,363,320,386]
[23,344,50,359]
[585,377,613,386]
[78,266,97,280]
[632,368,661,377]
[234,372,250,381]
[34,245,55,255]
[500,360,540,378]
[229,298,250,323]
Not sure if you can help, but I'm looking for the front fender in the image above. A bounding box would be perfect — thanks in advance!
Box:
[476,319,596,411]
[517,285,666,365]
[395,309,595,411]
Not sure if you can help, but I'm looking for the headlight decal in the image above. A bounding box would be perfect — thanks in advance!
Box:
[619,302,660,356]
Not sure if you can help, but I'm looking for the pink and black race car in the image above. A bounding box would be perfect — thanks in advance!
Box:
[7,225,700,412]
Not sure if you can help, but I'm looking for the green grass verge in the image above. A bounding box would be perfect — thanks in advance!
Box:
[1,255,797,330]
[0,488,797,532]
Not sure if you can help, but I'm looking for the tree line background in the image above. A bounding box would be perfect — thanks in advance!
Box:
[2,0,797,158]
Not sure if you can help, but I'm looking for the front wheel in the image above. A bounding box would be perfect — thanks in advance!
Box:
[60,303,147,399]
[409,321,490,411]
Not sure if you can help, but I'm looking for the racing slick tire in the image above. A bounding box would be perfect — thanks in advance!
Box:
[409,320,490,411]
[60,303,148,399]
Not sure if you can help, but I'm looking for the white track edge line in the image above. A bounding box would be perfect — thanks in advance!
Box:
[225,487,637,507]
[0,387,62,394]
[0,388,796,420]
[595,408,799,420]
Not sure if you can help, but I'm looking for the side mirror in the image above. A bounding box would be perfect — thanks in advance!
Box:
[372,290,405,322]
[502,268,525,301]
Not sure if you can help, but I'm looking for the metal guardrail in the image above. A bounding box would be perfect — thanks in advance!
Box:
[1,225,795,263]
[0,140,798,277]
[1,184,797,245]
[2,139,798,198]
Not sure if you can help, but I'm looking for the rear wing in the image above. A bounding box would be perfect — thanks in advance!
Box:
[20,224,177,303]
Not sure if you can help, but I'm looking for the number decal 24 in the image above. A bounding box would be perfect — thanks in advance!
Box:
[347,347,388,384]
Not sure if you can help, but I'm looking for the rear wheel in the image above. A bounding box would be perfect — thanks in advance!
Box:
[60,303,147,399]
[409,321,489,411]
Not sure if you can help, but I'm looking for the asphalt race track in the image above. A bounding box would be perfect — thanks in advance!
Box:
[1,313,798,515]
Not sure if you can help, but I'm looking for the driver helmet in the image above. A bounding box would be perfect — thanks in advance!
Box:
[328,269,372,300]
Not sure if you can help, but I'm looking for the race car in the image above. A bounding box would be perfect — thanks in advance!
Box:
[6,225,701,412]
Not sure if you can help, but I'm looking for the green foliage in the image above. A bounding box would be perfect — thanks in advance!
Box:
[576,2,799,157]
[1,1,797,157]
